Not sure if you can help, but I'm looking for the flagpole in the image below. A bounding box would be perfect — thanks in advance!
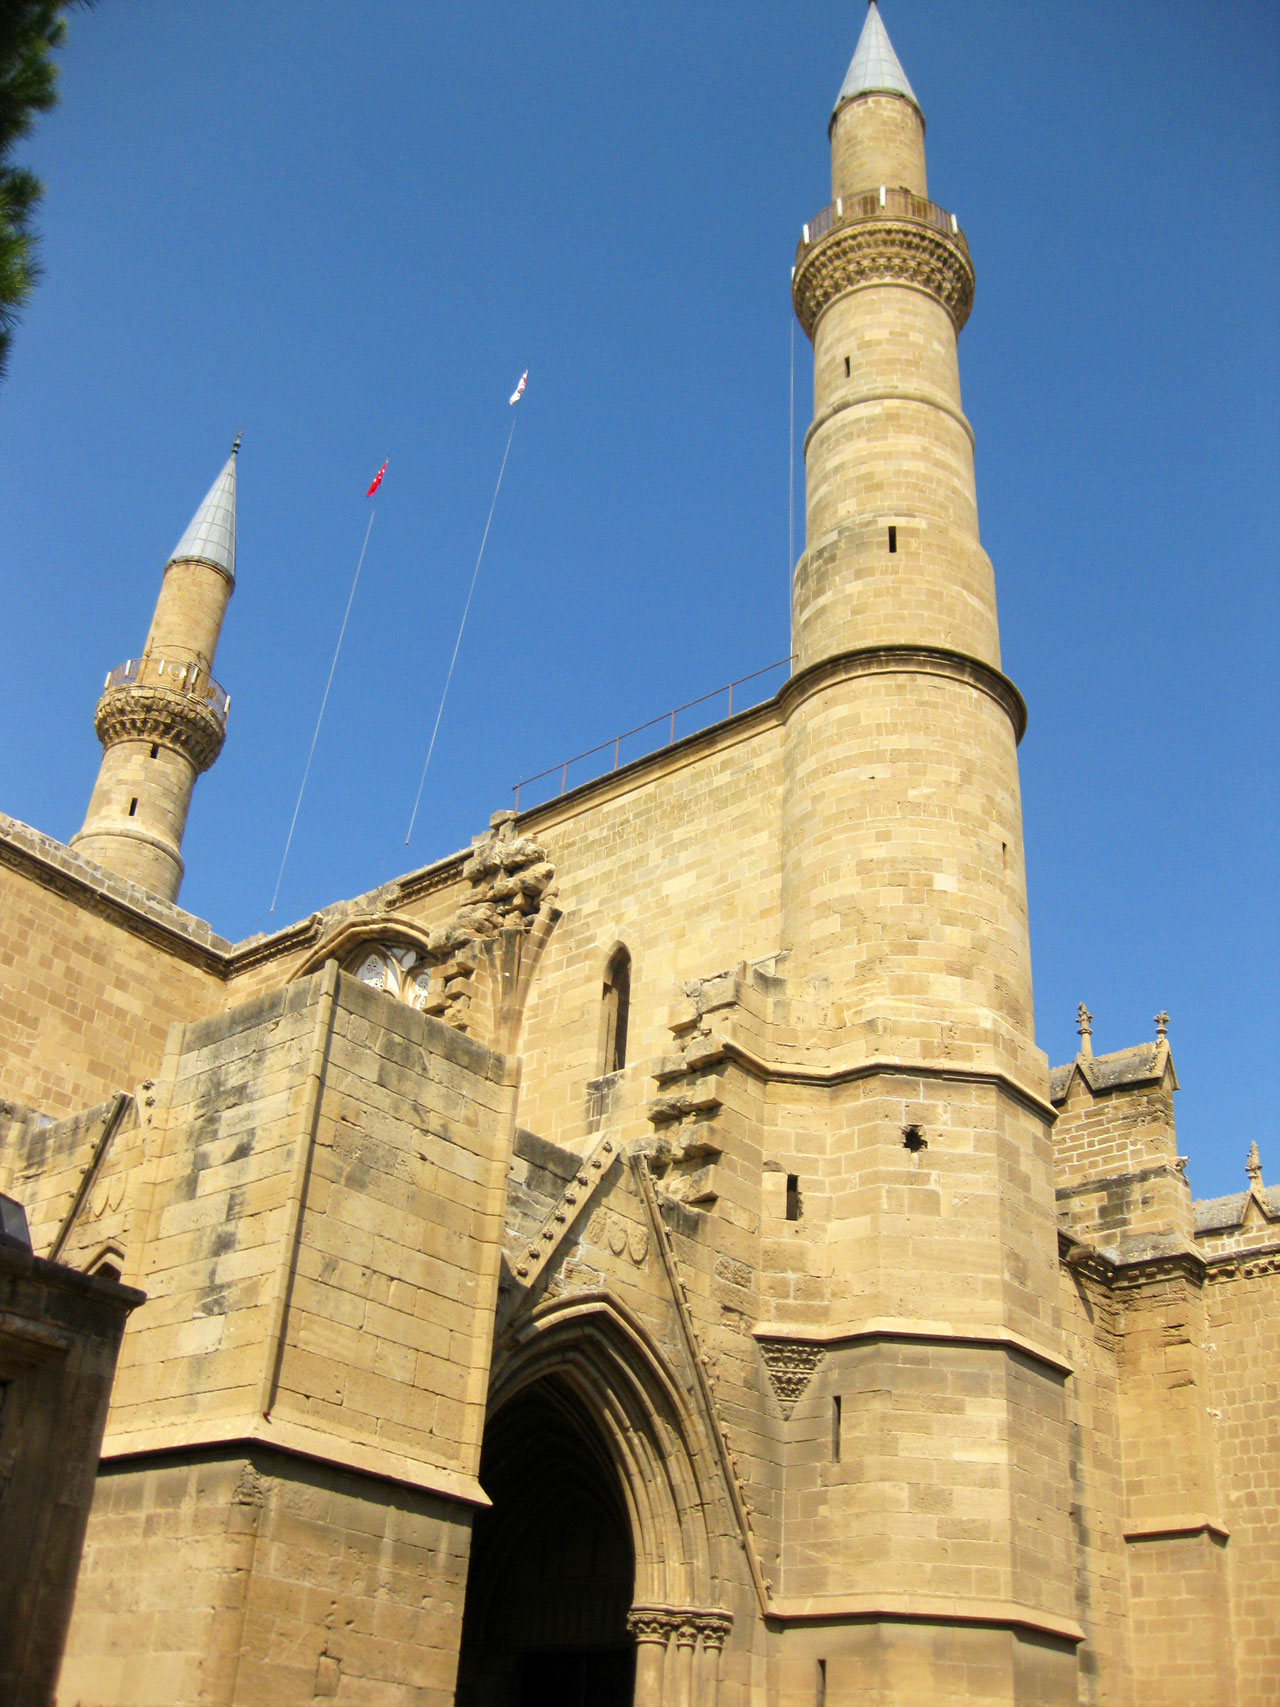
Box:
[270,500,379,914]
[404,398,522,846]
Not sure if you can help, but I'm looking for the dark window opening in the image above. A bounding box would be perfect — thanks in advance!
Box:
[832,1395,842,1462]
[600,946,631,1075]
[127,798,138,818]
[817,1659,828,1707]
[843,355,851,378]
[785,1173,802,1221]
[149,744,159,759]
[903,1125,927,1153]
[888,525,897,553]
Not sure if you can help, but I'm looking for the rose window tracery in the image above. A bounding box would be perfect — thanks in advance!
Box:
[349,944,436,1010]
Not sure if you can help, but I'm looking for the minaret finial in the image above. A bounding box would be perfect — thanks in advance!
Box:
[1076,1003,1093,1058]
[1154,1010,1170,1042]
[231,432,241,457]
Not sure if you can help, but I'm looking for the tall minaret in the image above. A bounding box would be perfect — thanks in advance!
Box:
[775,7,1078,1692]
[71,445,237,903]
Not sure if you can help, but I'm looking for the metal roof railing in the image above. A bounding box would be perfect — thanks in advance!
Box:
[103,656,229,722]
[798,186,965,258]
[513,656,794,813]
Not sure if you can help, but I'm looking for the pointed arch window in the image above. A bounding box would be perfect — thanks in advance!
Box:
[600,946,631,1075]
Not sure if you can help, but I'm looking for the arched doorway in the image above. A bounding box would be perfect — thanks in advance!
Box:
[455,1377,636,1707]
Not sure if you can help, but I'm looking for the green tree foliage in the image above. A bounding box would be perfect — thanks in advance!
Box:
[0,2,86,379]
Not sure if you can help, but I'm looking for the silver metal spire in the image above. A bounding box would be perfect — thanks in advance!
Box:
[834,2,920,116]
[166,449,237,580]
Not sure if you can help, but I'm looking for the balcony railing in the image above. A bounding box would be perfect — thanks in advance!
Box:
[103,656,229,721]
[797,186,966,259]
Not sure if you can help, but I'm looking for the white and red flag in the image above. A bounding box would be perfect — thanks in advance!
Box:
[366,459,388,498]
[509,370,528,406]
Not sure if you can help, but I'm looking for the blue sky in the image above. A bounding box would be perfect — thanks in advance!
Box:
[1,3,1276,1199]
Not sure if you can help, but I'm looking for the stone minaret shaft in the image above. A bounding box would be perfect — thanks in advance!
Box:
[784,7,1028,1071]
[773,9,1077,1692]
[71,448,237,903]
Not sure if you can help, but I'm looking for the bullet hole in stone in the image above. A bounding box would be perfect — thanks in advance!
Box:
[903,1125,926,1153]
[128,798,138,817]
[888,525,897,553]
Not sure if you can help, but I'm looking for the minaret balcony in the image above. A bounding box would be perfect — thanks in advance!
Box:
[93,656,228,772]
[102,656,229,720]
[793,187,974,336]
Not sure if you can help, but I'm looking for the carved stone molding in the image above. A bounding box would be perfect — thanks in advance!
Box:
[693,1611,733,1651]
[624,1606,732,1649]
[625,1606,680,1644]
[757,1338,826,1418]
[792,219,975,336]
[94,684,226,772]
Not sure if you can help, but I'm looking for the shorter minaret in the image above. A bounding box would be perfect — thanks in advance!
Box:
[71,445,238,903]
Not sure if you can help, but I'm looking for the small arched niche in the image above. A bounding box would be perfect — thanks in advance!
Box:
[599,945,631,1077]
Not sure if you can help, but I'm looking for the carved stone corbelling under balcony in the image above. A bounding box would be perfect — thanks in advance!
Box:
[792,219,975,336]
[93,684,226,773]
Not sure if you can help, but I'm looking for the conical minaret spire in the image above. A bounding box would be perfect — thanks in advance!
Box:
[70,445,239,902]
[834,1,920,112]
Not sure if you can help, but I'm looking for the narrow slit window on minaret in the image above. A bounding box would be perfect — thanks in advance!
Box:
[888,526,897,553]
[785,1174,802,1220]
[149,744,158,759]
[128,798,138,818]
[843,355,851,378]
[832,1395,842,1462]
[816,1660,827,1707]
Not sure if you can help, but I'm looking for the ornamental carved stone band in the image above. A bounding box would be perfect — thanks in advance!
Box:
[94,684,226,773]
[758,1338,826,1418]
[792,219,975,337]
[625,1607,733,1649]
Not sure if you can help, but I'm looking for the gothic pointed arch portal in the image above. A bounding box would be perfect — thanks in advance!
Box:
[455,1296,733,1707]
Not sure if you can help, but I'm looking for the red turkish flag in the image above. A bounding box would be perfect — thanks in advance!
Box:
[366,459,388,497]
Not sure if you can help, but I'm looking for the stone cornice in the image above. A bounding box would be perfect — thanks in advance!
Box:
[1056,1227,1279,1290]
[793,218,975,337]
[778,644,1027,745]
[1123,1515,1230,1545]
[0,812,232,971]
[803,385,975,457]
[98,1411,490,1508]
[655,1037,1055,1125]
[754,1318,1072,1380]
[764,1591,1083,1645]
